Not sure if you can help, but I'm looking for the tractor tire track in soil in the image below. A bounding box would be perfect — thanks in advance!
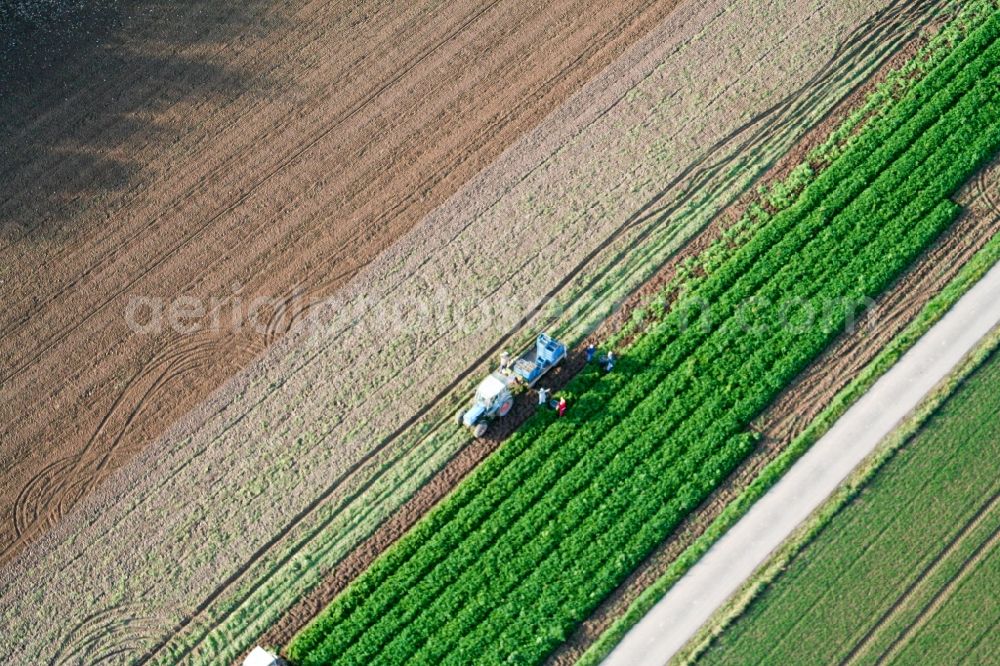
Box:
[0,1,939,663]
[0,0,686,563]
[256,0,949,651]
[841,490,1000,666]
[49,603,216,666]
[13,332,265,540]
[546,122,1000,666]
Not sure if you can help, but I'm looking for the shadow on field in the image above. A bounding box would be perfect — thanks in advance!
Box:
[0,0,288,240]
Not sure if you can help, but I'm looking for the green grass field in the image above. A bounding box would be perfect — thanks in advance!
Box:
[695,348,1000,666]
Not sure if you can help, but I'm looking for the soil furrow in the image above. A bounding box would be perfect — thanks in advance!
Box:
[0,0,685,560]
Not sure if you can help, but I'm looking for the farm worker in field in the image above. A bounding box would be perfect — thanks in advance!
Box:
[538,386,550,406]
[603,351,616,373]
[557,397,567,418]
[585,343,596,362]
[500,350,512,373]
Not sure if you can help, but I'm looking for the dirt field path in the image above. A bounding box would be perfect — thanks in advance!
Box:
[0,0,942,663]
[0,0,687,561]
[602,263,1000,666]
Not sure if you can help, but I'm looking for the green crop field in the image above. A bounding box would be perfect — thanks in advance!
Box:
[694,347,1000,666]
[284,10,1000,665]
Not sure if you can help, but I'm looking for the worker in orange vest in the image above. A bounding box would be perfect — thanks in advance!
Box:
[557,397,567,418]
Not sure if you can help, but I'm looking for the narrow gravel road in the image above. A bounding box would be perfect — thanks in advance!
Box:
[603,258,1000,666]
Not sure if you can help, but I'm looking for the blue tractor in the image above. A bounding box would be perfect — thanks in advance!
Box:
[457,333,566,437]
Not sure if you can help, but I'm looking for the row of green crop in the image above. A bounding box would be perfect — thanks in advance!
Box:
[581,227,1000,666]
[287,10,1000,666]
[614,0,1000,352]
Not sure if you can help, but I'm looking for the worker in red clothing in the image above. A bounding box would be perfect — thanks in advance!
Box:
[556,397,567,418]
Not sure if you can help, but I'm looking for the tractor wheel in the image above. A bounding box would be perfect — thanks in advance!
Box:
[498,397,514,417]
[474,422,488,439]
[455,409,465,425]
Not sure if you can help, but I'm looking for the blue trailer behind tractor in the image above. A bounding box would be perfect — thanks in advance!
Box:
[456,333,566,438]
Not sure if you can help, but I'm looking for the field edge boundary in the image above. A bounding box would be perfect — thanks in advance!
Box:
[577,226,1000,666]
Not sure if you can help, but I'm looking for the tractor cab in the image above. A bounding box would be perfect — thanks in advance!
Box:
[461,372,515,436]
[457,332,565,438]
[242,647,284,666]
[473,373,509,411]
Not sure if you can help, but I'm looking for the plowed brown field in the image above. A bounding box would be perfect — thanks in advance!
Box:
[0,0,684,562]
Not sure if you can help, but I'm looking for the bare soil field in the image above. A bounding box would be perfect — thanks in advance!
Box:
[0,0,944,664]
[0,0,685,561]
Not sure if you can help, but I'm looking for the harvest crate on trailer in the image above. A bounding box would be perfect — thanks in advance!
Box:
[457,333,566,437]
